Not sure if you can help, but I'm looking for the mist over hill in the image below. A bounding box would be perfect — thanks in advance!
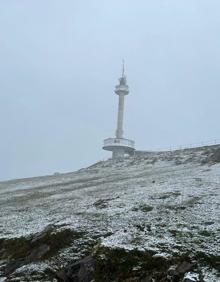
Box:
[0,145,220,281]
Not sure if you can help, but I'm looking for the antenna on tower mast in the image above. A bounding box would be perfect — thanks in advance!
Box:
[122,59,125,77]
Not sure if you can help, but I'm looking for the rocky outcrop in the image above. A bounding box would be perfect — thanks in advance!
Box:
[0,225,83,277]
[56,245,209,282]
[56,256,95,282]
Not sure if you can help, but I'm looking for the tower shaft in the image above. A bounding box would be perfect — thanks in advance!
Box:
[116,94,125,138]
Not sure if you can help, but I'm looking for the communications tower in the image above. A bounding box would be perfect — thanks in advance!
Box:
[103,63,135,158]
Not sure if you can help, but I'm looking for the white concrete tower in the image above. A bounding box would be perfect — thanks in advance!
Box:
[103,62,135,159]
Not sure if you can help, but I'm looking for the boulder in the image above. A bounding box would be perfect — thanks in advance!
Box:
[56,256,95,282]
[175,261,194,275]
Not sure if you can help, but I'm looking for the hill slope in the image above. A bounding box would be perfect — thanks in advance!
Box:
[0,145,220,281]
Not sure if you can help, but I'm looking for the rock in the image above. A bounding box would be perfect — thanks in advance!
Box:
[1,225,83,277]
[167,265,178,277]
[56,256,95,282]
[56,246,172,282]
[176,261,194,275]
[31,224,55,244]
[27,243,50,261]
[4,259,24,276]
[167,261,195,281]
[3,246,50,277]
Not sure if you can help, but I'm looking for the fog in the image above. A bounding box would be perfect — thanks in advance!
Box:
[1,0,220,180]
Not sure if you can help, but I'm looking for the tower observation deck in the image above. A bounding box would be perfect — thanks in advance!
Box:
[103,63,135,159]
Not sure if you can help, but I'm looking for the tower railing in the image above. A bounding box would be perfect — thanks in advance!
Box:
[115,85,129,93]
[103,138,135,148]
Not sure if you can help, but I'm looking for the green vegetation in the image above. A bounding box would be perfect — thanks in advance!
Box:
[132,204,153,213]
[198,230,213,237]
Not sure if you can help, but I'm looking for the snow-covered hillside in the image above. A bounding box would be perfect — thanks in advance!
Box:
[0,145,220,281]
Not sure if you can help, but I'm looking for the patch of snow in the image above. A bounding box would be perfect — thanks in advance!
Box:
[183,272,200,281]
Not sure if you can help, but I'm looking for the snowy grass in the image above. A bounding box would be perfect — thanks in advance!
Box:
[0,145,219,280]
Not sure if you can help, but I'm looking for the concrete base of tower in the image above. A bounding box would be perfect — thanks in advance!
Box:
[111,147,135,159]
[103,137,135,159]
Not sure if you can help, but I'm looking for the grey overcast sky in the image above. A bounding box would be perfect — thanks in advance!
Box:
[0,0,220,180]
